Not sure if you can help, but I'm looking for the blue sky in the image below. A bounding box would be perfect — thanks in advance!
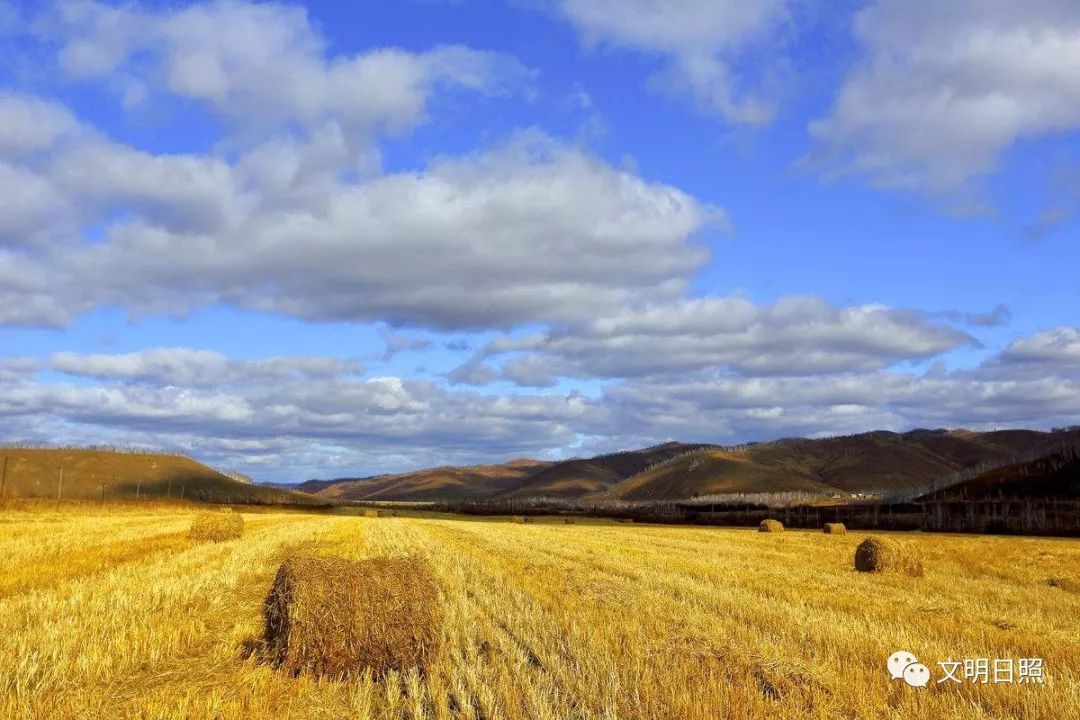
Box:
[1,0,1079,481]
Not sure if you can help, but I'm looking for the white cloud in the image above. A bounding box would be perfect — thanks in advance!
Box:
[2,350,600,478]
[46,0,532,142]
[2,128,716,329]
[50,139,247,234]
[0,92,82,155]
[984,327,1080,379]
[0,357,37,382]
[552,0,792,124]
[4,331,1080,480]
[604,365,1080,443]
[810,0,1080,196]
[458,296,974,385]
[51,348,365,387]
[1,0,720,333]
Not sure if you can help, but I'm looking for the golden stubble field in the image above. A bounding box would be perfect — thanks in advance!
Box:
[1,504,1078,720]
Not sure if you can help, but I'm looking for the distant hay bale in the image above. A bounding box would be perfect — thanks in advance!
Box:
[189,509,244,542]
[363,509,381,518]
[264,554,443,679]
[563,517,575,524]
[758,519,784,533]
[511,516,526,524]
[823,522,847,535]
[618,518,635,524]
[854,536,923,577]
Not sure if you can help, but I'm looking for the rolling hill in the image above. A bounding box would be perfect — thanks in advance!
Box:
[295,428,1080,503]
[499,442,718,498]
[599,429,1080,501]
[0,447,322,504]
[918,445,1080,502]
[309,459,554,502]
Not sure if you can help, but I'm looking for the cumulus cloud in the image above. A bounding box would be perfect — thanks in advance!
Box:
[981,327,1080,379]
[810,0,1080,197]
[0,356,37,382]
[0,93,82,156]
[552,0,792,123]
[2,350,600,478]
[603,365,1080,444]
[4,331,1080,480]
[1,126,716,328]
[456,296,975,385]
[14,3,714,334]
[45,0,532,141]
[1001,327,1080,364]
[51,348,364,387]
[0,2,718,332]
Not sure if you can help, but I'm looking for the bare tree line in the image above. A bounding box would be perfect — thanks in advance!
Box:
[0,442,189,458]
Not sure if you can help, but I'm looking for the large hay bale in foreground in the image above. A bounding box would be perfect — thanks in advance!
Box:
[854,536,923,577]
[189,510,244,542]
[758,519,784,533]
[264,554,443,679]
[823,522,847,535]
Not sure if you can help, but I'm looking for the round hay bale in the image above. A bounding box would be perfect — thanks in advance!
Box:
[264,554,443,679]
[758,519,784,533]
[854,536,923,577]
[511,516,527,524]
[363,509,381,519]
[189,510,244,542]
[823,522,847,535]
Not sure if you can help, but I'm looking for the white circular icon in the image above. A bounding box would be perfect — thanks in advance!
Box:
[887,650,918,680]
[903,663,931,688]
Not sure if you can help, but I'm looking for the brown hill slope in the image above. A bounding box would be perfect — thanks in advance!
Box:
[0,447,320,504]
[599,428,1080,501]
[918,445,1080,501]
[499,442,718,499]
[313,459,553,502]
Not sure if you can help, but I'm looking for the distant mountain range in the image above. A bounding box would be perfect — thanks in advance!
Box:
[5,427,1077,506]
[288,427,1080,503]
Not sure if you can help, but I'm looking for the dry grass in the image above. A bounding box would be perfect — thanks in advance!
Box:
[759,518,784,533]
[189,510,245,542]
[1,505,1078,719]
[823,522,847,534]
[264,554,442,678]
[854,536,924,577]
[1046,576,1078,593]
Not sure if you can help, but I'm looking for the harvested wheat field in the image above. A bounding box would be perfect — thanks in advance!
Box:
[1,504,1079,719]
